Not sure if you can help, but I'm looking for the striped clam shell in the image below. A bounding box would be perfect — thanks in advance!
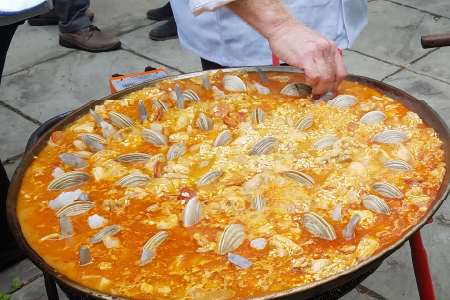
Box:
[372,182,404,199]
[77,133,105,143]
[116,174,150,187]
[362,195,391,214]
[295,116,313,130]
[167,143,187,160]
[115,153,152,163]
[252,194,266,211]
[382,159,413,171]
[89,225,121,244]
[197,112,212,132]
[302,212,336,241]
[359,111,387,124]
[328,95,359,108]
[109,112,134,128]
[196,170,222,186]
[213,130,232,147]
[310,136,338,150]
[218,224,245,255]
[152,99,169,112]
[182,197,203,227]
[372,130,409,144]
[144,231,168,249]
[55,201,95,217]
[47,171,90,191]
[182,89,201,102]
[252,107,266,124]
[249,136,278,156]
[141,129,168,146]
[138,100,148,121]
[223,75,247,92]
[281,82,312,97]
[282,170,315,188]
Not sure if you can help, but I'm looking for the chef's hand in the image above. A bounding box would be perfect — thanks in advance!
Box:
[267,20,347,97]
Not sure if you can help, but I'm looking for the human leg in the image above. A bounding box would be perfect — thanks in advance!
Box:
[28,7,94,26]
[201,58,226,71]
[147,2,173,21]
[0,22,21,85]
[149,17,178,41]
[55,0,91,33]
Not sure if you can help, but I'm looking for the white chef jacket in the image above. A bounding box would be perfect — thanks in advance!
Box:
[0,0,52,26]
[171,0,368,67]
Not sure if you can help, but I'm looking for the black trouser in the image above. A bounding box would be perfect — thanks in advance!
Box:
[0,22,21,85]
[55,0,91,33]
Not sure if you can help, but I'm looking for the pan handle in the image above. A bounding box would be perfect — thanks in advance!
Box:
[421,34,450,49]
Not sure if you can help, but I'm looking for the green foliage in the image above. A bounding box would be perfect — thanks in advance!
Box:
[0,277,22,299]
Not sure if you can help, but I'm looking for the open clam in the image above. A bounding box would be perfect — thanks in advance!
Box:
[77,133,105,143]
[56,201,95,217]
[360,111,387,124]
[310,136,338,150]
[89,225,121,244]
[79,246,92,266]
[372,182,404,199]
[202,74,212,90]
[372,130,408,144]
[141,129,168,146]
[256,67,269,84]
[218,224,245,255]
[213,130,232,147]
[282,170,315,188]
[281,82,312,97]
[47,171,90,191]
[109,112,134,128]
[82,135,106,152]
[302,213,336,240]
[249,136,278,156]
[197,112,212,132]
[115,153,152,163]
[182,89,201,102]
[138,100,148,121]
[382,159,413,171]
[152,99,169,112]
[362,195,390,214]
[144,231,168,249]
[167,143,187,160]
[223,75,247,92]
[175,84,185,109]
[252,194,266,211]
[116,174,150,187]
[182,197,203,227]
[252,107,266,124]
[295,116,313,131]
[196,170,222,186]
[342,214,360,240]
[328,95,359,108]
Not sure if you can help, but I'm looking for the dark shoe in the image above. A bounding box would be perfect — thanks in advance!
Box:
[59,25,121,52]
[149,17,178,41]
[147,2,173,21]
[28,8,94,26]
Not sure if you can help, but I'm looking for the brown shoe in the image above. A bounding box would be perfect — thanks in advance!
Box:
[28,8,94,26]
[59,26,121,52]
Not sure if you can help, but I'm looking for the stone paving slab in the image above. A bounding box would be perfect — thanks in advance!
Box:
[0,107,37,160]
[351,0,450,67]
[120,24,202,73]
[0,259,42,293]
[393,0,450,19]
[10,276,68,300]
[408,48,450,84]
[343,50,400,81]
[0,49,180,123]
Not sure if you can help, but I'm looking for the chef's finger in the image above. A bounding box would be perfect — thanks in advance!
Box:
[302,58,321,88]
[310,54,335,96]
[332,50,347,94]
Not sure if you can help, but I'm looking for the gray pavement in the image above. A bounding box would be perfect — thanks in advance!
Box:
[1,0,450,299]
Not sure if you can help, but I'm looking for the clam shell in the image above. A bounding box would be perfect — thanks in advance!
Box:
[60,215,74,238]
[79,246,92,266]
[90,109,105,125]
[249,136,278,156]
[199,160,209,168]
[342,214,360,240]
[282,170,315,188]
[295,116,313,131]
[252,107,266,124]
[252,194,266,211]
[144,231,168,249]
[302,213,336,241]
[73,151,93,158]
[167,143,187,160]
[372,130,409,144]
[77,133,105,143]
[362,195,391,214]
[47,171,90,190]
[141,129,168,146]
[382,159,413,171]
[223,75,247,92]
[202,74,212,90]
[328,95,359,108]
[372,182,404,199]
[116,174,150,187]
[115,153,152,163]
[175,84,185,109]
[182,197,203,227]
[56,201,95,217]
[310,136,338,150]
[81,135,105,152]
[256,67,269,84]
[197,112,212,132]
[60,153,89,169]
[109,112,134,128]
[281,82,312,97]
[218,224,245,255]
[197,170,222,186]
[138,100,148,121]
[152,99,169,112]
[89,225,121,244]
[182,89,201,102]
[359,111,387,124]
[213,130,232,147]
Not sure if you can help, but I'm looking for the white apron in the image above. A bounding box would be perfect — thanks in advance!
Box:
[171,0,368,67]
